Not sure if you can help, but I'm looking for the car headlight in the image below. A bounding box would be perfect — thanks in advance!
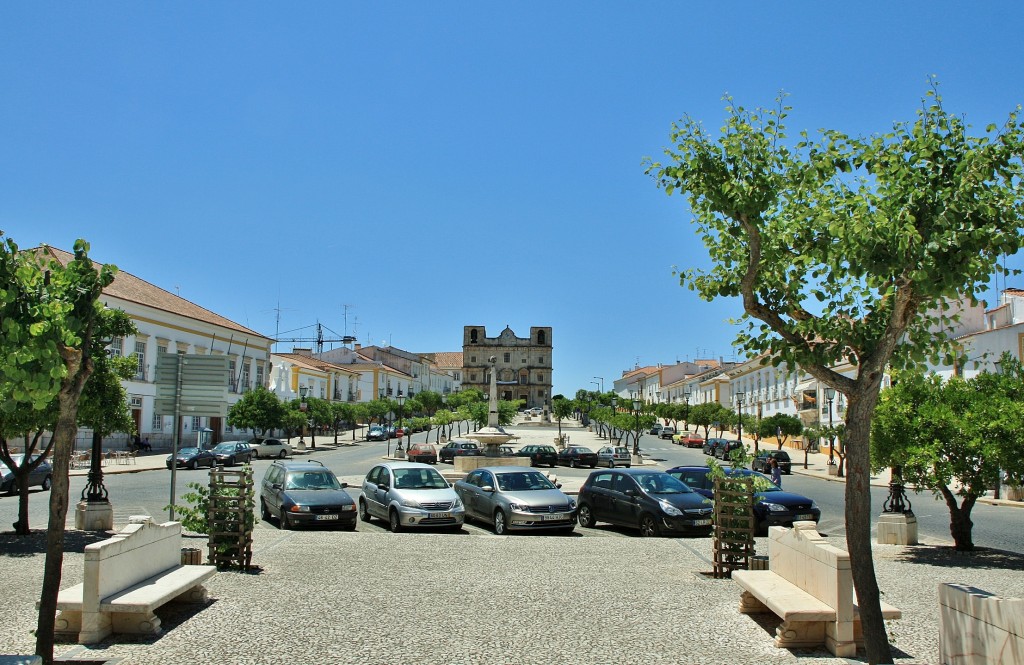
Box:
[399,498,422,508]
[810,501,818,511]
[288,505,311,513]
[568,499,577,510]
[508,502,528,512]
[761,502,786,512]
[659,500,683,516]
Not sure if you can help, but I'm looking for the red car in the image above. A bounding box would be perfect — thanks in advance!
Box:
[681,433,704,448]
[407,443,437,464]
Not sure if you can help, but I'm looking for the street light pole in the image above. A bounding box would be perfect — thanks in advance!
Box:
[298,385,309,450]
[683,388,691,434]
[395,389,406,458]
[632,396,642,458]
[593,376,604,393]
[735,392,745,446]
[610,395,618,440]
[825,387,836,466]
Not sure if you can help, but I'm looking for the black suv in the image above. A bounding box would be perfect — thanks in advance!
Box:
[259,460,357,530]
[576,468,713,537]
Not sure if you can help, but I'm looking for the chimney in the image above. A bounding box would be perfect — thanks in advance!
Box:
[355,343,361,350]
[294,347,313,357]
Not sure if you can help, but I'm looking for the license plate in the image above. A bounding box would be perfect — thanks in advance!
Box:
[316,514,339,521]
[691,519,712,526]
[796,514,814,521]
[542,513,567,521]
[429,512,451,519]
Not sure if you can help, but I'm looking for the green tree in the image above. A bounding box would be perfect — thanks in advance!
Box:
[0,238,119,664]
[645,85,1024,662]
[304,397,333,449]
[552,397,573,440]
[872,363,1024,550]
[227,386,285,438]
[759,413,803,450]
[416,390,443,415]
[689,402,731,443]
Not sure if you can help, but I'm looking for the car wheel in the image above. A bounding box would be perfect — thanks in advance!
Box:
[493,510,508,535]
[608,460,615,469]
[640,513,661,537]
[279,450,287,458]
[570,459,578,468]
[280,510,292,530]
[227,456,236,466]
[590,464,596,469]
[388,509,402,533]
[358,499,372,523]
[251,450,260,459]
[260,499,271,521]
[188,460,197,470]
[625,464,631,469]
[42,475,52,491]
[577,504,596,528]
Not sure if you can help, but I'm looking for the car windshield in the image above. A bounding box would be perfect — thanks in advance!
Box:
[392,468,448,490]
[496,471,556,492]
[179,448,200,455]
[286,471,342,490]
[635,473,692,494]
[212,444,235,452]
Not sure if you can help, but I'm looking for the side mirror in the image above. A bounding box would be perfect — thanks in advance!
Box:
[340,482,348,489]
[481,485,495,493]
[555,483,563,489]
[271,483,282,490]
[377,483,389,491]
[624,488,637,497]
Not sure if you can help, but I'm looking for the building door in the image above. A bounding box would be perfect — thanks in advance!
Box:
[131,409,142,437]
[210,416,222,444]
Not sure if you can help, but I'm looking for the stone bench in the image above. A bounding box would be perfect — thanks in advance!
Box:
[43,515,216,644]
[732,521,901,657]
[939,583,1023,664]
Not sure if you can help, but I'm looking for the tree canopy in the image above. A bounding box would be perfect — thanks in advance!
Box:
[644,83,1024,663]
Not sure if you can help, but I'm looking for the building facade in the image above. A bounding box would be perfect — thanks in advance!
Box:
[461,325,552,408]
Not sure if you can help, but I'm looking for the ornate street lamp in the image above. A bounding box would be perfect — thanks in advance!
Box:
[395,389,406,456]
[825,387,836,466]
[683,388,691,433]
[298,385,309,449]
[632,396,642,457]
[735,392,746,445]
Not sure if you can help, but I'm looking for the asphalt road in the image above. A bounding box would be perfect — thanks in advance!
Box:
[3,429,1023,554]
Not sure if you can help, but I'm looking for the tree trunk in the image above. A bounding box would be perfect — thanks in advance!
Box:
[15,474,31,534]
[37,347,91,665]
[844,393,892,664]
[939,486,976,551]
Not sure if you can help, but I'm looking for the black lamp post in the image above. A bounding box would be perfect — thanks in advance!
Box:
[298,385,309,448]
[632,396,642,456]
[610,395,618,440]
[683,388,691,433]
[882,464,914,515]
[82,430,109,505]
[396,389,406,454]
[825,387,836,466]
[735,392,745,445]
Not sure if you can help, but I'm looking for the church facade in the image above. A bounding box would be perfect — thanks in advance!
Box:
[461,325,552,409]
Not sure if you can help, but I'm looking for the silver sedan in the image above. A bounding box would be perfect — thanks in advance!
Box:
[454,466,576,535]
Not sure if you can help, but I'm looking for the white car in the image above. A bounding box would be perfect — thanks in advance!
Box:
[248,438,292,459]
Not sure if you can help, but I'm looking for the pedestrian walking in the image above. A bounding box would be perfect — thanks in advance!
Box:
[769,457,782,487]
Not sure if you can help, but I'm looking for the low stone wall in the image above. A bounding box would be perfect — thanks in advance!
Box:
[939,583,1023,664]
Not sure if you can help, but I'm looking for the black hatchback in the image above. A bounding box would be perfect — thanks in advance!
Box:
[515,444,558,468]
[576,469,714,537]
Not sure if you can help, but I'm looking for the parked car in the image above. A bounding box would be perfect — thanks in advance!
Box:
[259,460,357,530]
[665,465,820,535]
[359,462,465,532]
[439,439,483,463]
[703,437,729,456]
[407,443,438,464]
[659,426,677,439]
[248,438,293,459]
[751,450,793,475]
[385,426,398,439]
[649,424,664,436]
[515,444,558,468]
[576,468,713,537]
[557,445,598,468]
[596,446,631,468]
[715,440,746,461]
[674,432,705,448]
[211,441,254,466]
[498,445,515,457]
[528,407,543,416]
[0,454,53,494]
[454,466,576,535]
[367,426,387,441]
[166,447,217,470]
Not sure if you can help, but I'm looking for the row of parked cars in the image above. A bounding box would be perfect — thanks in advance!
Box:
[430,439,634,470]
[165,438,294,470]
[698,438,794,474]
[257,458,820,538]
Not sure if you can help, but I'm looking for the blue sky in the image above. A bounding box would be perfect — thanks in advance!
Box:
[3,3,1023,397]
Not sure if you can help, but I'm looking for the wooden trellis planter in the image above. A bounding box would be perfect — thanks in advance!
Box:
[207,467,254,570]
[712,475,755,579]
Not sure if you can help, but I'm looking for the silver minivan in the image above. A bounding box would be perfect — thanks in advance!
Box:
[359,462,465,532]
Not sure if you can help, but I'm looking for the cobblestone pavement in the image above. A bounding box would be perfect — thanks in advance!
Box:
[5,525,1024,664]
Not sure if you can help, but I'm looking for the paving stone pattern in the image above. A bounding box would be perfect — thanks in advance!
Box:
[5,526,1024,664]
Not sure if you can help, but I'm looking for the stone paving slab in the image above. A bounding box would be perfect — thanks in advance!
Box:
[5,524,1024,664]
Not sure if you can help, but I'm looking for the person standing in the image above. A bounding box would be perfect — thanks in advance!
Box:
[769,457,782,487]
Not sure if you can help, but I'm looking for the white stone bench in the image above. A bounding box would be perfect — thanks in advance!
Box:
[732,521,901,657]
[44,515,216,644]
[940,583,1023,664]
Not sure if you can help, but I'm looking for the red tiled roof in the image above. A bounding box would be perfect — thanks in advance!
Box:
[430,352,464,369]
[37,246,269,340]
